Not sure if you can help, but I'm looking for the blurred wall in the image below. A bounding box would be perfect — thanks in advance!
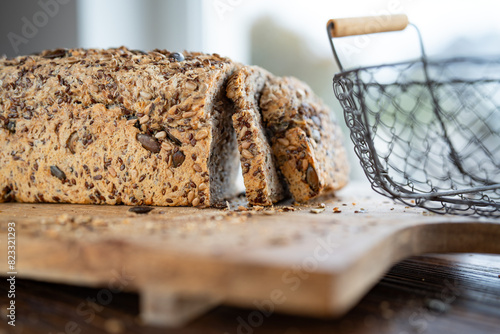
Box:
[0,0,203,58]
[77,0,203,52]
[0,0,78,57]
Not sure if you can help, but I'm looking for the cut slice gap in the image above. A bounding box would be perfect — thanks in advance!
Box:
[208,72,240,206]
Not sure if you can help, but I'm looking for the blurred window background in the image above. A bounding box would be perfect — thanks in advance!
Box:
[1,0,499,179]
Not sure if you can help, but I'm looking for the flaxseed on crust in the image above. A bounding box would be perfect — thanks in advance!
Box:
[260,76,349,202]
[226,66,287,205]
[0,47,240,207]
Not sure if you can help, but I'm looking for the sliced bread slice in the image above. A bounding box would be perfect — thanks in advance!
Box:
[260,76,349,202]
[226,66,287,206]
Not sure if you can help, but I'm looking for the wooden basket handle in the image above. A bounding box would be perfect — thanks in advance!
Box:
[327,14,409,38]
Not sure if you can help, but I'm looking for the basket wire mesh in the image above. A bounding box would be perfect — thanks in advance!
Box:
[327,16,500,217]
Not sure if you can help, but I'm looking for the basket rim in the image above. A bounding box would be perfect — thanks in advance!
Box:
[333,55,500,79]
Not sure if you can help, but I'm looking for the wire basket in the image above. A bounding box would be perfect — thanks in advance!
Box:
[327,15,500,217]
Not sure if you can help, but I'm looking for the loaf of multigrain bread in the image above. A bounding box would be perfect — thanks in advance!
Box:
[0,47,348,207]
[0,48,240,207]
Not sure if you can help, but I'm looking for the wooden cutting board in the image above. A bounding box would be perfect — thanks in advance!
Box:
[1,182,499,327]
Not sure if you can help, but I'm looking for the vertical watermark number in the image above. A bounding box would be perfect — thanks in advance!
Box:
[6,221,16,327]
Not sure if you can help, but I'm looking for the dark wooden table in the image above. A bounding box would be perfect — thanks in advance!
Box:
[1,253,499,334]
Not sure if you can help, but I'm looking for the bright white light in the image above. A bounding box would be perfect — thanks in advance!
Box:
[202,0,500,64]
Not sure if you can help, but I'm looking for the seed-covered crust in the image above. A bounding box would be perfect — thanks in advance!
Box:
[227,66,287,206]
[0,47,239,206]
[260,76,349,202]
